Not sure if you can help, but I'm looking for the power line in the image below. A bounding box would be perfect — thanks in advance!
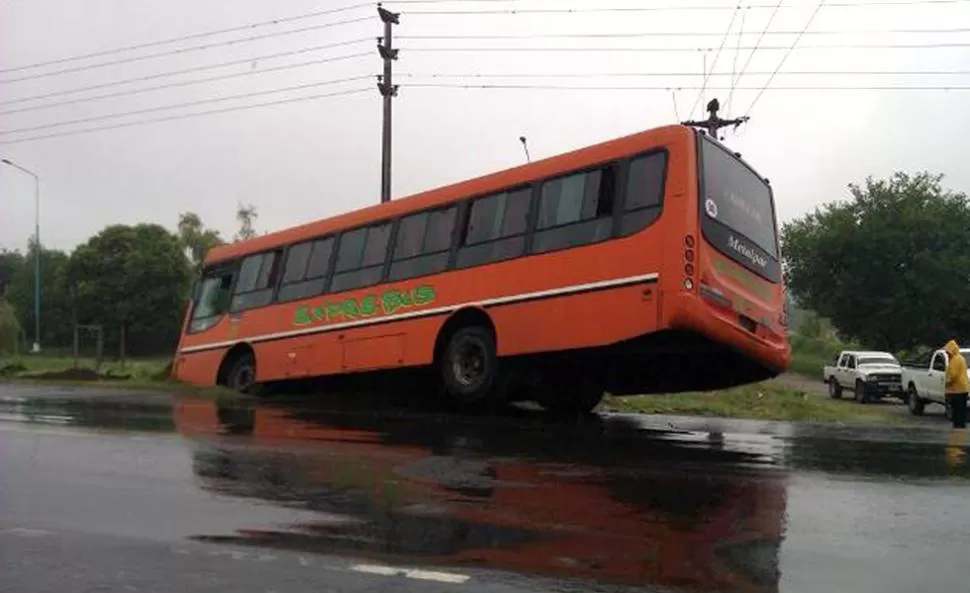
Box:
[727,3,750,114]
[0,53,372,116]
[397,70,970,78]
[0,87,372,146]
[401,0,970,15]
[0,3,373,74]
[0,17,374,84]
[689,4,740,119]
[745,0,826,116]
[402,42,970,52]
[403,82,970,90]
[0,39,373,107]
[0,75,374,136]
[733,0,784,93]
[397,26,970,39]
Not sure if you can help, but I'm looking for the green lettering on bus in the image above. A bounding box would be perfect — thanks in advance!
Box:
[291,284,437,327]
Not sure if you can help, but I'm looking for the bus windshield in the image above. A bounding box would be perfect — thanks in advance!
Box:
[699,135,780,280]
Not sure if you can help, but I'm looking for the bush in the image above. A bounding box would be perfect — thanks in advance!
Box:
[0,298,21,356]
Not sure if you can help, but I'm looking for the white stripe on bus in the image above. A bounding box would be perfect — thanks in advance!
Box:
[178,272,659,354]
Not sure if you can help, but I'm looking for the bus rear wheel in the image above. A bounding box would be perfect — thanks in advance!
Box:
[440,326,501,407]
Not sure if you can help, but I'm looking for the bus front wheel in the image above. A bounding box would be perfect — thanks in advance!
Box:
[440,326,500,406]
[226,351,257,394]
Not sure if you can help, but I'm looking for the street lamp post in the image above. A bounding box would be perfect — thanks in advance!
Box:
[519,136,531,163]
[1,158,41,353]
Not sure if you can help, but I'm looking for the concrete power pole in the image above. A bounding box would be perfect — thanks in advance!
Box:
[377,5,400,204]
[681,98,749,141]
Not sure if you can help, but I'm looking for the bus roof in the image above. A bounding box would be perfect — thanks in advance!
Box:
[204,124,691,265]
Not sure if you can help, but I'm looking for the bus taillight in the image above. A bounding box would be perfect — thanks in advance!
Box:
[684,235,695,289]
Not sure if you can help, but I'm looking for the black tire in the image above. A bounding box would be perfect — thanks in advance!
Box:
[907,384,925,416]
[855,379,869,404]
[226,351,257,394]
[439,326,501,406]
[828,378,842,399]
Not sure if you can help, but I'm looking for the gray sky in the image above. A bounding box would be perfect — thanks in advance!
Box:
[1,0,968,252]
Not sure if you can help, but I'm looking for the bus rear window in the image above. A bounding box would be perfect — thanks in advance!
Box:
[700,137,777,257]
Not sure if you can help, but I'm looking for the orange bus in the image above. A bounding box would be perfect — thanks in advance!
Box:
[173,124,790,411]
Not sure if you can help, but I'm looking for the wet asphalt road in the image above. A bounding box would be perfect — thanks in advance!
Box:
[2,382,969,593]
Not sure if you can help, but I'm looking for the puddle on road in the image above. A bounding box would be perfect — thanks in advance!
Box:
[3,389,970,591]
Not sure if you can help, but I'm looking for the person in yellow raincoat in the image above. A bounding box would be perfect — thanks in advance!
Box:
[944,340,968,429]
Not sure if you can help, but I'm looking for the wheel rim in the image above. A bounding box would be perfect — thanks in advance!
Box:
[232,362,255,391]
[450,337,487,388]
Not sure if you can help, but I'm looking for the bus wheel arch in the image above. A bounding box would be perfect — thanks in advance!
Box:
[217,343,258,393]
[433,308,501,406]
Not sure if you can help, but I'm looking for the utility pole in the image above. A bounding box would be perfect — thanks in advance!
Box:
[377,5,399,204]
[681,98,749,142]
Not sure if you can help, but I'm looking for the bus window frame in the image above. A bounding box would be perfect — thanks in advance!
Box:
[186,260,239,334]
[275,234,339,304]
[454,184,535,269]
[616,149,669,237]
[230,248,284,313]
[329,218,397,294]
[388,203,461,283]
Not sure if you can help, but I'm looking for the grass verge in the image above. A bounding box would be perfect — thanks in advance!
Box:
[599,379,907,424]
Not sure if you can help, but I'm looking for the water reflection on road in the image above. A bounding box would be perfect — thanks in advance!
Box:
[3,387,970,593]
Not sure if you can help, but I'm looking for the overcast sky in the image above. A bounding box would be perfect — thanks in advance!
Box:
[1,0,968,252]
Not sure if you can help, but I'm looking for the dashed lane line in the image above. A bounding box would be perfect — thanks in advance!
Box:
[351,564,470,584]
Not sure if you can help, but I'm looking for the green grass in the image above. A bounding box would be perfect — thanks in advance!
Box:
[599,379,906,424]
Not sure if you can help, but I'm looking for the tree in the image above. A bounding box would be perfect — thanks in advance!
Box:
[234,203,258,241]
[0,298,21,355]
[5,241,73,349]
[782,172,970,351]
[69,224,191,357]
[177,212,224,271]
[0,249,24,298]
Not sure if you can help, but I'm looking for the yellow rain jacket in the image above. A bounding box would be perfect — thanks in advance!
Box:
[944,340,968,395]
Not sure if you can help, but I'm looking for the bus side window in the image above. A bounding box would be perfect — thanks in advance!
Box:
[277,236,335,302]
[619,151,667,236]
[330,222,392,293]
[230,250,282,312]
[389,205,457,282]
[455,187,531,269]
[531,164,617,254]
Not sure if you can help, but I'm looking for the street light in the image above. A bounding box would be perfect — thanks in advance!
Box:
[1,158,41,353]
[519,136,531,163]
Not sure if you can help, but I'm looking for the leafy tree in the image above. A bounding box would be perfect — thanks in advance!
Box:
[234,203,258,241]
[177,212,224,271]
[782,172,970,351]
[0,249,24,297]
[5,240,73,349]
[0,298,21,355]
[69,224,191,356]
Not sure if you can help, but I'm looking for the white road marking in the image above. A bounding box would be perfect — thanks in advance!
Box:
[3,528,51,537]
[350,564,470,584]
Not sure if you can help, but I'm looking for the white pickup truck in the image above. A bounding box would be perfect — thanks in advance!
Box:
[823,350,903,403]
[901,347,970,418]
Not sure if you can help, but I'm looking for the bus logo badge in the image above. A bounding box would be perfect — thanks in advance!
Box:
[705,198,718,219]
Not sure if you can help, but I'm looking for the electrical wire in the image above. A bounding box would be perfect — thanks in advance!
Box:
[745,0,826,116]
[397,26,970,39]
[401,42,970,52]
[0,39,374,107]
[727,3,749,114]
[733,0,784,97]
[0,17,374,84]
[0,87,372,146]
[689,4,741,119]
[0,53,372,116]
[401,0,970,15]
[397,70,970,78]
[402,82,970,90]
[0,75,374,136]
[0,3,374,74]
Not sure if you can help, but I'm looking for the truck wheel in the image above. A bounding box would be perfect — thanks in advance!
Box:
[828,378,842,399]
[854,379,869,404]
[907,385,925,416]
